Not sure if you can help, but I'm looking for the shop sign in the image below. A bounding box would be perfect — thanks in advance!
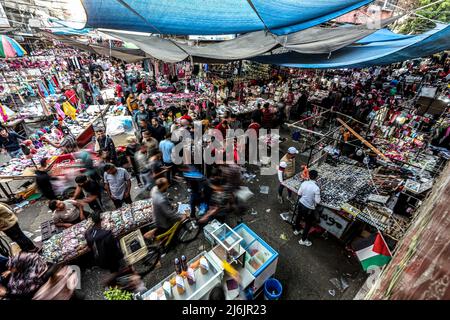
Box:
[318,208,349,238]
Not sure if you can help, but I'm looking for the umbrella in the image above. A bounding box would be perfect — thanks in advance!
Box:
[0,35,27,58]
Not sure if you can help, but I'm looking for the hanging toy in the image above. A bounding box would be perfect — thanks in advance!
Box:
[300,164,310,180]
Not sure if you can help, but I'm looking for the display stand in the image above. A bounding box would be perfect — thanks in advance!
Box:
[143,223,279,300]
[142,251,223,300]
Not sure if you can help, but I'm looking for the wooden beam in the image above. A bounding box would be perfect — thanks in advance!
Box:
[336,118,389,161]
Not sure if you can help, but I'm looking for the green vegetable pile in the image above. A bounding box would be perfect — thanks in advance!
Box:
[103,287,134,300]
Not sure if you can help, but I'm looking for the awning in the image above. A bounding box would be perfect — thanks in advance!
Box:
[104,16,401,62]
[81,0,373,36]
[40,31,147,63]
[252,24,450,69]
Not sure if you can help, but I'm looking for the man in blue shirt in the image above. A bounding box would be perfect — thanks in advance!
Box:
[159,133,175,183]
[0,126,26,158]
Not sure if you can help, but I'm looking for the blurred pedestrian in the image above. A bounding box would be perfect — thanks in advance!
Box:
[125,137,143,187]
[0,203,38,252]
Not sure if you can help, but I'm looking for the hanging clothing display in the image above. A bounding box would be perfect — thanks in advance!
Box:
[0,103,9,122]
[37,80,49,97]
[53,103,66,119]
[47,79,56,95]
[62,101,77,120]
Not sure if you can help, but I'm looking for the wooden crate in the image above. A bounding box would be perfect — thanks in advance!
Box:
[119,230,148,265]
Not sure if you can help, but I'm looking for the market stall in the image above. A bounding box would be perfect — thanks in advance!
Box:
[63,104,110,147]
[142,222,278,300]
[40,199,153,264]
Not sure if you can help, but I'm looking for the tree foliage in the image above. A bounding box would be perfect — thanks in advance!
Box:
[396,0,450,34]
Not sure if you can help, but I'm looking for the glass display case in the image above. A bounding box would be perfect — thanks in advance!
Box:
[141,251,223,300]
[210,223,243,264]
[233,224,279,292]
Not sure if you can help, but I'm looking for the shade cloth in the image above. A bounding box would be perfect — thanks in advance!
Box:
[81,0,373,35]
[104,16,401,62]
[252,24,450,69]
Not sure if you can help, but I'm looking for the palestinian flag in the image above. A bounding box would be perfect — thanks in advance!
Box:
[353,232,392,271]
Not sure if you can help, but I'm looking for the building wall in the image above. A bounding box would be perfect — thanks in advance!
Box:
[364,160,450,299]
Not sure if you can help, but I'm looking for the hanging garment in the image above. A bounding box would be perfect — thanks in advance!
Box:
[24,82,35,96]
[64,89,78,106]
[62,101,77,120]
[0,103,9,122]
[53,103,66,119]
[163,63,170,75]
[47,79,56,95]
[51,75,60,88]
[37,80,49,97]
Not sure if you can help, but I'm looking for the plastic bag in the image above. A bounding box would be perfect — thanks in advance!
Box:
[106,116,135,136]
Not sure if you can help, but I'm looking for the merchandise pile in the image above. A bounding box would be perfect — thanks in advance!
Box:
[62,105,109,137]
[282,161,371,209]
[0,145,61,177]
[41,200,153,263]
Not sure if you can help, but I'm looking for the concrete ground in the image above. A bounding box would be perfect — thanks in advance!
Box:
[4,127,367,300]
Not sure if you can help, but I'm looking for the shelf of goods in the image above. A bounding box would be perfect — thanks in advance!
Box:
[142,251,223,300]
[143,223,278,300]
[0,145,61,179]
[233,224,279,294]
[40,200,153,264]
[341,202,410,240]
[216,100,259,117]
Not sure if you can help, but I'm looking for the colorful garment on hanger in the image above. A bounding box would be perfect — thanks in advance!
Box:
[54,103,66,119]
[0,103,8,122]
[64,89,78,105]
[47,79,56,95]
[23,82,35,96]
[62,101,77,120]
[37,80,49,97]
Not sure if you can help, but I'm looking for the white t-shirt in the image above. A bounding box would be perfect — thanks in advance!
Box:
[104,167,131,200]
[297,180,321,210]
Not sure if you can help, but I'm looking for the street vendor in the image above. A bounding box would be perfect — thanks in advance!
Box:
[73,175,103,213]
[48,199,87,229]
[278,147,299,203]
[293,170,321,247]
[94,128,118,165]
[0,125,26,158]
[41,127,78,154]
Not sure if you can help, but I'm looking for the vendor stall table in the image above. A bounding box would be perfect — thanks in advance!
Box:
[40,199,153,264]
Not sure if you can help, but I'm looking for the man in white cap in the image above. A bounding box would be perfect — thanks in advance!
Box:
[277,161,289,203]
[278,146,299,203]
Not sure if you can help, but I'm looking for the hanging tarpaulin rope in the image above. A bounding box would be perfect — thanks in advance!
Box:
[81,0,373,35]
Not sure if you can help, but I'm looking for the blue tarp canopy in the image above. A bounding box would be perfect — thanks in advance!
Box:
[81,0,373,35]
[252,24,450,69]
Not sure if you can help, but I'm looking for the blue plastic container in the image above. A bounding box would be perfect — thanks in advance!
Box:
[264,278,282,300]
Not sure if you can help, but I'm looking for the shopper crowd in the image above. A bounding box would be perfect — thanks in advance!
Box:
[0,49,449,299]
